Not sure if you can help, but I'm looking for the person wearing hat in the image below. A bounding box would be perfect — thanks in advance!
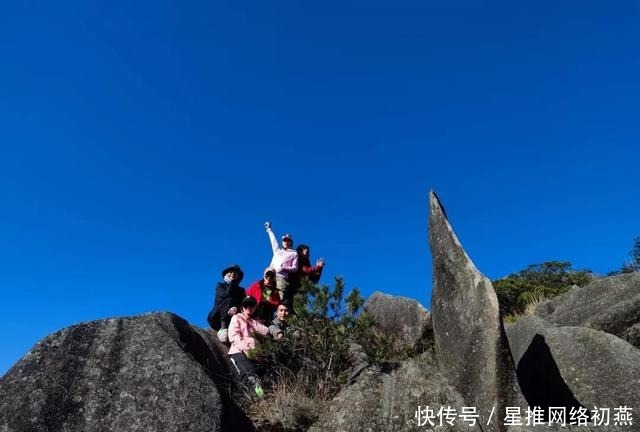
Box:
[245,267,280,324]
[264,221,298,300]
[206,264,246,338]
[228,295,270,397]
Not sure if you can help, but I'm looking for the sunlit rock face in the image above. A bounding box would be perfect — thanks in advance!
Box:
[428,191,525,432]
[535,272,640,348]
[0,312,253,432]
[363,290,432,351]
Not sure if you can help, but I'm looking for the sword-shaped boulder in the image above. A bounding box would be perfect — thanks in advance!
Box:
[428,191,525,432]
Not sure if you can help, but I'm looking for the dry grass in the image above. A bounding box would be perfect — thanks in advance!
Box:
[523,292,547,316]
[247,373,324,432]
[502,292,547,323]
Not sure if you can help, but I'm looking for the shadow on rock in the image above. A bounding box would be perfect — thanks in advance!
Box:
[169,315,254,432]
[516,334,585,419]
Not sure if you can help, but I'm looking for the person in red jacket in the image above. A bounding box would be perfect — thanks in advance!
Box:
[297,244,325,284]
[286,244,325,304]
[245,268,280,324]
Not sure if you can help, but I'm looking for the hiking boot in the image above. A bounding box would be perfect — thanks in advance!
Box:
[254,383,264,398]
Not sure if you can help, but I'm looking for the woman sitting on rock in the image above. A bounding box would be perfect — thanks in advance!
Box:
[228,296,270,397]
[207,264,246,343]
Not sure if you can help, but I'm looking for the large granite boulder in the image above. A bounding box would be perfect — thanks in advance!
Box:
[506,315,640,431]
[535,272,640,348]
[428,191,525,431]
[363,291,432,350]
[0,312,252,432]
[309,354,475,432]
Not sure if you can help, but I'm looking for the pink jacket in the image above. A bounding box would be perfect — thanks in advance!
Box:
[228,312,269,355]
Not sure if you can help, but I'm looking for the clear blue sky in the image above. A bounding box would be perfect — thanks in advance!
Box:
[2,1,639,375]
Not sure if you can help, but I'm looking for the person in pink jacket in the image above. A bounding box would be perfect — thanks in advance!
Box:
[228,296,269,397]
[264,221,298,300]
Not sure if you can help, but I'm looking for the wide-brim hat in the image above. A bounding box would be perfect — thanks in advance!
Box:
[221,264,244,282]
[241,295,257,308]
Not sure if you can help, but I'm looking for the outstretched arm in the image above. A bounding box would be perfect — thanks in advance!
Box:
[266,227,278,253]
[254,320,269,337]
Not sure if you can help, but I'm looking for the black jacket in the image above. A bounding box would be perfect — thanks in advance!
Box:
[207,281,245,329]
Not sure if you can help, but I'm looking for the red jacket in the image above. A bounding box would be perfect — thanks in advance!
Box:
[246,279,280,323]
[246,280,280,306]
[298,256,323,284]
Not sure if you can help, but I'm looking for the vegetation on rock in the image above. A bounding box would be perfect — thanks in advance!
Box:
[611,236,640,274]
[493,261,592,318]
[241,277,419,431]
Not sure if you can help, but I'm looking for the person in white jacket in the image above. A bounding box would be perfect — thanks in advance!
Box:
[264,221,298,300]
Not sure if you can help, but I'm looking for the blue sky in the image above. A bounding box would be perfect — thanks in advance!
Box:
[2,1,639,375]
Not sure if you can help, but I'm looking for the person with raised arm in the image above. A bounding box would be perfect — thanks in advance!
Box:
[264,221,298,300]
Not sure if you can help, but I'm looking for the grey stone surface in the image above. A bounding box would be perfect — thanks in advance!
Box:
[506,315,640,432]
[535,272,640,348]
[363,291,432,350]
[347,342,370,383]
[428,191,525,432]
[507,426,594,432]
[309,354,479,432]
[0,312,252,432]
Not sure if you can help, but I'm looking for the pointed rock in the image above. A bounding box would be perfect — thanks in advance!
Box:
[428,191,524,431]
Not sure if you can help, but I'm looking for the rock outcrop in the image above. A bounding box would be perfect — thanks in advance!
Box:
[506,315,640,426]
[535,272,640,348]
[0,312,252,432]
[428,191,525,431]
[363,291,432,351]
[309,354,474,432]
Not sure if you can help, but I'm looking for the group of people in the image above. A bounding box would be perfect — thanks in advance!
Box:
[206,222,325,397]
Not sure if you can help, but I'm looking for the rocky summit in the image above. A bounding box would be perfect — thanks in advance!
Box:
[2,192,639,432]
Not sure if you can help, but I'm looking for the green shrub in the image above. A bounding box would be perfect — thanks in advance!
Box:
[615,237,640,274]
[493,261,592,317]
[245,277,416,430]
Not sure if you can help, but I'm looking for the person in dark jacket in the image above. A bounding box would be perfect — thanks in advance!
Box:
[207,264,246,335]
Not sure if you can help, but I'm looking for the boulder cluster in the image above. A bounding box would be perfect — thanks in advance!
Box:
[1,192,638,432]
